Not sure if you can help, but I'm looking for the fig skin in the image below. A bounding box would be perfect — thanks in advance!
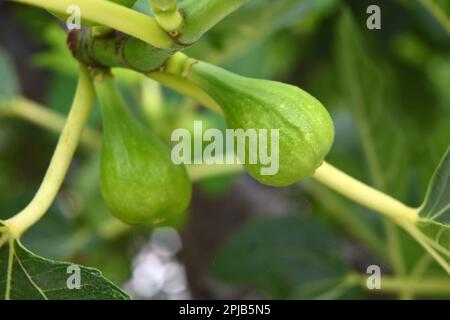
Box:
[94,72,192,226]
[186,61,335,186]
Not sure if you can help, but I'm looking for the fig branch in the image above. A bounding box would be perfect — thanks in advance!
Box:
[10,0,250,50]
[29,0,250,73]
[67,28,182,73]
[1,65,95,238]
[176,0,250,44]
[150,0,184,33]
[313,163,418,223]
[11,0,173,49]
[7,0,420,235]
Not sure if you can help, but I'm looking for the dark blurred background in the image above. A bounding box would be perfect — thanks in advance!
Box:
[0,0,449,299]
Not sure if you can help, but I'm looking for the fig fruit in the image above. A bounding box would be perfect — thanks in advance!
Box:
[180,59,335,186]
[94,71,192,225]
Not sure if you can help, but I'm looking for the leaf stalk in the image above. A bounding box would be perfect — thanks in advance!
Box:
[2,65,95,238]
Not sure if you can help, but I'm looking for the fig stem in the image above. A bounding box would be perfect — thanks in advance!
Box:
[178,0,250,44]
[147,70,222,114]
[2,65,95,238]
[68,28,182,72]
[147,52,223,113]
[150,0,184,32]
[10,0,173,49]
[313,162,418,223]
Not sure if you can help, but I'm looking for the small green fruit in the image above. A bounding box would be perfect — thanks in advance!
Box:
[94,72,192,226]
[186,61,335,186]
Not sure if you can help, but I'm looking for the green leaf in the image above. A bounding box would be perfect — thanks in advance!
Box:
[21,207,78,260]
[335,8,419,281]
[333,6,450,280]
[335,9,408,198]
[416,220,450,251]
[0,230,129,300]
[0,47,21,106]
[399,0,450,43]
[419,146,450,223]
[186,0,338,77]
[410,146,450,274]
[412,220,450,275]
[213,216,359,299]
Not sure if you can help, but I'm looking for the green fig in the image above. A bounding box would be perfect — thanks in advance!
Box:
[94,71,192,226]
[176,58,335,186]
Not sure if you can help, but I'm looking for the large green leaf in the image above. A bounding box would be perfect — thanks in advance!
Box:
[334,7,450,280]
[419,146,450,223]
[213,216,359,299]
[186,0,337,77]
[334,8,420,281]
[336,9,408,198]
[0,228,129,300]
[415,220,449,257]
[389,33,450,194]
[413,146,450,273]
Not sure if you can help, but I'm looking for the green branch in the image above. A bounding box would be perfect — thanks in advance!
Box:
[10,0,174,49]
[178,0,250,44]
[68,28,182,73]
[313,162,418,224]
[147,70,222,114]
[150,0,184,32]
[2,65,95,238]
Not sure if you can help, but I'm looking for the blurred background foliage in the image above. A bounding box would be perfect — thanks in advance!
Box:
[0,0,449,299]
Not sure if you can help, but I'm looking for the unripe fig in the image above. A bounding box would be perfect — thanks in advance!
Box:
[94,72,192,226]
[177,59,335,186]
